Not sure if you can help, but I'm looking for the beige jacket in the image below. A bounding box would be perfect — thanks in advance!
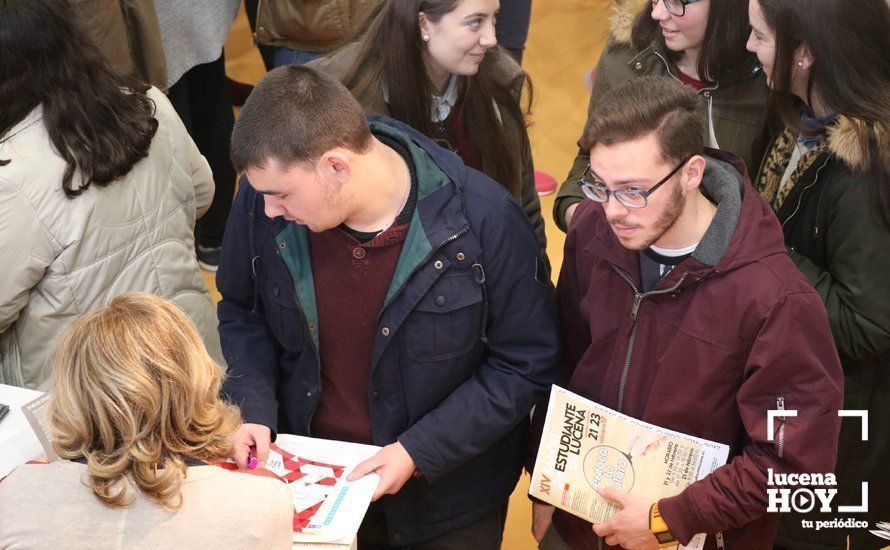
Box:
[0,461,294,549]
[254,0,383,53]
[0,87,223,389]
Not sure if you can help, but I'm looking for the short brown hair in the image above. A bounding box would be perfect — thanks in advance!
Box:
[580,75,704,164]
[230,65,373,172]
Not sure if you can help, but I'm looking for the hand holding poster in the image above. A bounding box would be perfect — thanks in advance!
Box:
[530,386,730,549]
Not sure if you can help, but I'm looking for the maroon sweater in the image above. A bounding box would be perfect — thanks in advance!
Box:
[441,102,481,170]
[308,134,417,444]
[308,224,409,444]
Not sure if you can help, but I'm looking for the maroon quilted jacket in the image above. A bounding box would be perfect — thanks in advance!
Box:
[539,151,844,550]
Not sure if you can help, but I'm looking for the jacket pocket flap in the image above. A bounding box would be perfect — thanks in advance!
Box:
[413,273,482,313]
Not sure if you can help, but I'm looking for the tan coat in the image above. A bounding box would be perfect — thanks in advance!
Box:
[254,0,384,53]
[0,87,222,389]
[71,0,168,91]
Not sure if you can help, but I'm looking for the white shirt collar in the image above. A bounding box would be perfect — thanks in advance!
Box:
[430,75,459,123]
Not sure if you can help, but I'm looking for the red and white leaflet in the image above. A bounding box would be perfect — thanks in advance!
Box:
[220,434,380,547]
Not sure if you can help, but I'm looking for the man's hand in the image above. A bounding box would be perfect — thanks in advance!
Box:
[347,441,416,501]
[532,502,555,542]
[592,488,659,550]
[230,423,271,470]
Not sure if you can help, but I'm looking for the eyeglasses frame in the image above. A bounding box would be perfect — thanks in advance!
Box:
[651,0,704,17]
[577,155,693,209]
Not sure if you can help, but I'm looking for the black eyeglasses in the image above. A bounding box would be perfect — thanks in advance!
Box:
[577,156,692,209]
[652,0,703,17]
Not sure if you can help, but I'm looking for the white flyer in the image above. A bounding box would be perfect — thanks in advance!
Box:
[265,434,380,546]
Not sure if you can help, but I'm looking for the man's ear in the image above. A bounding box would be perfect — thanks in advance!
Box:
[321,151,351,186]
[682,155,707,191]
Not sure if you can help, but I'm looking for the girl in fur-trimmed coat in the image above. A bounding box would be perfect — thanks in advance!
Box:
[748,0,890,548]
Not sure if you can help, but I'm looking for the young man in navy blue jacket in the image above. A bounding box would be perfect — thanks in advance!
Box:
[217,65,559,547]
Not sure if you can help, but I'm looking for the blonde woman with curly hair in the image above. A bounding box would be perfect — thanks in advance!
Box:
[0,293,293,549]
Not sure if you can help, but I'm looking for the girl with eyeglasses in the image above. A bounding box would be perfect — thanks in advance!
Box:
[308,0,547,255]
[747,1,890,547]
[554,0,768,231]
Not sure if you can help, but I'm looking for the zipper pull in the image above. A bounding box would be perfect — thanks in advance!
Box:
[472,263,489,344]
[250,255,261,314]
[472,263,486,284]
[631,293,643,322]
[776,395,787,458]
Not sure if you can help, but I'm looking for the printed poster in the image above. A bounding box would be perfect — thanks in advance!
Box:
[530,386,730,549]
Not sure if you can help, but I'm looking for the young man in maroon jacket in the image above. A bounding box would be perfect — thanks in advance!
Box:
[530,76,845,550]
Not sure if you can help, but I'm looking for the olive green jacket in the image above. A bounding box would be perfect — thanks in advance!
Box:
[552,0,767,231]
[758,116,890,550]
[308,45,547,252]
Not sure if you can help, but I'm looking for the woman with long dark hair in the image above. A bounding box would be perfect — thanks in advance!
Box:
[747,0,890,547]
[553,0,768,230]
[309,0,547,252]
[0,0,222,389]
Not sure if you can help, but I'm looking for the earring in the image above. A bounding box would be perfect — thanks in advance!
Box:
[797,61,803,67]
[422,34,430,42]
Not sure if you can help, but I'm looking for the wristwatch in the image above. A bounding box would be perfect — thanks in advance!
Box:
[649,502,679,547]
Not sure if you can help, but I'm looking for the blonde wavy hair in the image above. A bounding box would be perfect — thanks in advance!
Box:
[48,292,241,509]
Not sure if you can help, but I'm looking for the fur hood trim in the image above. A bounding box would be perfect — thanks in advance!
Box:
[610,0,649,45]
[828,116,890,173]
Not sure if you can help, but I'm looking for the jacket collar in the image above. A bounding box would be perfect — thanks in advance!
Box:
[609,0,648,46]
[828,115,890,174]
[627,43,762,89]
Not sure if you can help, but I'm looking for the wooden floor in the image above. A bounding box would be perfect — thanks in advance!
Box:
[216,1,612,548]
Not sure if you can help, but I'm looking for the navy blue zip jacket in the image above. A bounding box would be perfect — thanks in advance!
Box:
[217,117,560,544]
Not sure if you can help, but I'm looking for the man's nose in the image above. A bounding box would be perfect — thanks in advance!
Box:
[602,194,630,218]
[264,196,283,219]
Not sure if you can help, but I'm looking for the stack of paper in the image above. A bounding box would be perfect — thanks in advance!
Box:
[0,384,47,478]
